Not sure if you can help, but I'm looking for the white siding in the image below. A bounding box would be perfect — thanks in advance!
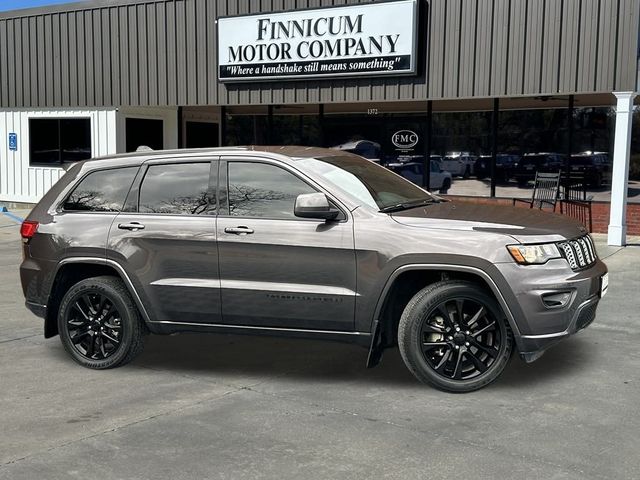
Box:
[0,108,116,203]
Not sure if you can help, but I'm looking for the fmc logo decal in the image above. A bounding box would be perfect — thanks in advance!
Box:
[392,130,418,149]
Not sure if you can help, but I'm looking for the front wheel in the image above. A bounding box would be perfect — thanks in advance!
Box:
[398,281,513,392]
[58,276,146,369]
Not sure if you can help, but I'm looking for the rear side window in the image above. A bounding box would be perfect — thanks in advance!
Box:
[63,167,137,212]
[139,162,215,215]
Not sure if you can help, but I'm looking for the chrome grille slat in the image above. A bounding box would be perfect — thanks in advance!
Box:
[557,235,597,271]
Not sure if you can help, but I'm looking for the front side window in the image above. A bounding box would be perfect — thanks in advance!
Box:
[30,118,91,165]
[63,167,137,212]
[227,162,315,218]
[139,162,214,215]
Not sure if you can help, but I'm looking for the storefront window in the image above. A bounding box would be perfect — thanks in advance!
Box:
[225,106,268,145]
[432,111,491,197]
[271,115,321,146]
[125,118,163,152]
[495,106,614,203]
[627,105,640,204]
[29,118,91,166]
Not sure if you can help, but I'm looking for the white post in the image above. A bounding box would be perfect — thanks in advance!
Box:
[607,92,637,246]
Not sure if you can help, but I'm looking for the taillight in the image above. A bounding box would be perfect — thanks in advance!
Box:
[20,220,39,240]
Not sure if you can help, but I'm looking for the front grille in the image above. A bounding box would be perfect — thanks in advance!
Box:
[557,235,597,271]
[576,302,598,330]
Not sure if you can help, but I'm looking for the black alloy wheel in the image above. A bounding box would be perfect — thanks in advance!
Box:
[66,292,123,360]
[398,280,513,392]
[58,276,146,369]
[418,297,501,381]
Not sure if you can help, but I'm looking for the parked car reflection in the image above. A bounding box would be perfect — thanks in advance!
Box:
[386,159,453,194]
[475,154,520,182]
[512,153,565,186]
[332,140,382,163]
[570,151,610,188]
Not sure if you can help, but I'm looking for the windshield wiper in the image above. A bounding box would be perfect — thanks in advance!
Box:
[380,198,440,213]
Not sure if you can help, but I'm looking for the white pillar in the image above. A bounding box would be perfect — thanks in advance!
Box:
[608,92,637,246]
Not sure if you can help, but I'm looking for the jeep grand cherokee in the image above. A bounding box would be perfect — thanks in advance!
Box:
[20,146,608,392]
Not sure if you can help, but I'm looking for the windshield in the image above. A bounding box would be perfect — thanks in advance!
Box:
[297,155,435,210]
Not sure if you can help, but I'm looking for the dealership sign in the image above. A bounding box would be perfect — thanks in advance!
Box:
[217,0,418,82]
[392,130,419,150]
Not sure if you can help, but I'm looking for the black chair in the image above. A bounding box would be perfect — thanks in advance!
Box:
[512,171,561,211]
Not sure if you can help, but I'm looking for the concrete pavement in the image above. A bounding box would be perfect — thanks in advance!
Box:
[0,209,639,479]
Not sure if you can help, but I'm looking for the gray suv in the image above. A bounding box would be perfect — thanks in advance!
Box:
[20,146,608,392]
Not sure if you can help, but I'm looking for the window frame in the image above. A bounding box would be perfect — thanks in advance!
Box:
[129,157,219,217]
[219,157,347,222]
[29,116,92,167]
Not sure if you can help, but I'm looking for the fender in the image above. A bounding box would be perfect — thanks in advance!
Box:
[366,263,523,368]
[54,256,153,324]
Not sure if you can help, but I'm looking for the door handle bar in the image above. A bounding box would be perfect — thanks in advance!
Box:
[118,222,145,231]
[224,226,254,235]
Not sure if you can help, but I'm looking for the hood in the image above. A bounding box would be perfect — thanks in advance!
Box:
[391,201,587,243]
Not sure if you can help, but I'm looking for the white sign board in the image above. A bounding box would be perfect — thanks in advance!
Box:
[217,0,418,82]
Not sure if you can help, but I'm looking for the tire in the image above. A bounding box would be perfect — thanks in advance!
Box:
[57,276,146,369]
[462,166,471,179]
[439,179,451,194]
[398,281,513,393]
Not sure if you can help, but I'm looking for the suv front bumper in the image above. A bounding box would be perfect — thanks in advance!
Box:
[494,258,607,360]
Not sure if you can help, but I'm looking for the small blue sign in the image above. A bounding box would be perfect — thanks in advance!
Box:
[8,133,17,152]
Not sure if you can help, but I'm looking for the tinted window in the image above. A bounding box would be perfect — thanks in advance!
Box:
[30,118,91,165]
[63,167,137,212]
[139,163,214,215]
[227,162,315,218]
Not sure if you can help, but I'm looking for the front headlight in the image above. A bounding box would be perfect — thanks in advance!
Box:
[507,243,561,265]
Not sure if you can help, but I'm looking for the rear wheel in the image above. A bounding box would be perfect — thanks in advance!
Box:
[58,276,146,369]
[439,178,451,194]
[398,281,513,392]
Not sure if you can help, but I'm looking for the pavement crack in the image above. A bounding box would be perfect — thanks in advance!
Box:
[0,386,247,468]
[0,334,41,344]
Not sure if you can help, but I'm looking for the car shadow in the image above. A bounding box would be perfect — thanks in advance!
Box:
[119,332,595,389]
[493,335,594,389]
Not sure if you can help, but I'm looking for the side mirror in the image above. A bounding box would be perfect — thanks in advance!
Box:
[294,193,340,220]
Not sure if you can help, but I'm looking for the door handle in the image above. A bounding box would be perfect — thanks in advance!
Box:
[224,226,254,235]
[118,222,145,231]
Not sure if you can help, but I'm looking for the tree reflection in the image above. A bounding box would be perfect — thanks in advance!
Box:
[140,190,214,215]
[228,184,289,217]
[64,190,119,212]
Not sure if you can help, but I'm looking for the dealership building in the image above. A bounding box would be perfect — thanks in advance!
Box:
[0,0,639,244]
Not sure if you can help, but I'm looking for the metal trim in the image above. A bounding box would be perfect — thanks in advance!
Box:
[149,319,368,337]
[150,278,358,296]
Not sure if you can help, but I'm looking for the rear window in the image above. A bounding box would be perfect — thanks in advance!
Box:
[63,167,137,212]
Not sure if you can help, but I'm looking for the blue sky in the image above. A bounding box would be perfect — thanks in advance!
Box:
[0,0,80,12]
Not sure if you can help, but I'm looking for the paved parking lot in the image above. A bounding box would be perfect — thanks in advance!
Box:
[1,209,639,479]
